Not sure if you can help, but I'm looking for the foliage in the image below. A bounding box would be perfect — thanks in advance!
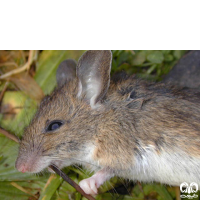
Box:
[112,50,187,81]
[0,50,187,200]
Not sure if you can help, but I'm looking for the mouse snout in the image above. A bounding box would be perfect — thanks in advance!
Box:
[15,155,37,173]
[15,161,29,173]
[15,152,50,173]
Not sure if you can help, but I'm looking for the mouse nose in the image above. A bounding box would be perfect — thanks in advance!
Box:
[15,160,29,173]
[16,163,28,173]
[15,150,50,173]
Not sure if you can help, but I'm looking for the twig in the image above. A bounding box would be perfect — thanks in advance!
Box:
[27,50,34,71]
[175,186,181,200]
[0,62,29,79]
[0,127,19,143]
[0,50,35,80]
[0,62,18,68]
[10,182,38,199]
[0,128,96,200]
[0,81,9,102]
[49,165,96,200]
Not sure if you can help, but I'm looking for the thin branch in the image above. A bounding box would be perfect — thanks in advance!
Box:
[27,50,34,71]
[0,62,29,79]
[0,127,19,143]
[0,81,9,102]
[49,165,96,200]
[10,182,38,199]
[0,62,18,68]
[175,186,181,200]
[0,50,35,80]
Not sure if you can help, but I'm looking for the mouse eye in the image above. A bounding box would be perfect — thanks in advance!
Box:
[46,120,63,132]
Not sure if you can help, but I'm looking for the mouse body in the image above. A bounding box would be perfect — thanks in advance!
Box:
[16,50,200,195]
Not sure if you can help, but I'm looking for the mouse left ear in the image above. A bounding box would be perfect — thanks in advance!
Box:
[56,59,77,87]
[77,50,112,109]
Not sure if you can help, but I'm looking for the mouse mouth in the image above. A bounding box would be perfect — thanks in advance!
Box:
[15,154,51,173]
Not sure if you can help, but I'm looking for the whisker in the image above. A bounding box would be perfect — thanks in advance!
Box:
[104,180,119,198]
[118,177,131,196]
[70,157,99,168]
[72,164,90,177]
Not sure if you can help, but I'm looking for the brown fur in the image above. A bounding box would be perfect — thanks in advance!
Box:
[16,51,200,183]
[17,76,200,172]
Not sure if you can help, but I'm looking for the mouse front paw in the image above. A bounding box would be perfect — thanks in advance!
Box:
[79,177,98,195]
[79,168,114,195]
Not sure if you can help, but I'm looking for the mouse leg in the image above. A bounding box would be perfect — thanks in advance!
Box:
[79,167,114,195]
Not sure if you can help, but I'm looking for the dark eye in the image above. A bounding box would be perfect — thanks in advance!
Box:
[46,120,63,132]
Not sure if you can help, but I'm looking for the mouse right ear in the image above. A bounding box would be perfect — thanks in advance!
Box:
[56,59,77,87]
[76,50,112,109]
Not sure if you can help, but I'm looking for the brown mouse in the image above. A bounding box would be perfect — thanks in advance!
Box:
[15,50,200,195]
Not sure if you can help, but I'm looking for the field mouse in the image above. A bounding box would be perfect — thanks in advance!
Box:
[15,50,200,195]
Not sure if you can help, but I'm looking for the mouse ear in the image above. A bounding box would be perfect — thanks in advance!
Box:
[56,59,77,87]
[77,50,112,109]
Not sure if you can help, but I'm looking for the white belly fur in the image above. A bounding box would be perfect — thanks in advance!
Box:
[125,147,200,186]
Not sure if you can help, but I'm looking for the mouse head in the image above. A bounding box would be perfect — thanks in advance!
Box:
[15,51,112,173]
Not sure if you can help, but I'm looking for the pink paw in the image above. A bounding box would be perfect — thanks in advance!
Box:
[79,177,99,195]
[79,168,113,195]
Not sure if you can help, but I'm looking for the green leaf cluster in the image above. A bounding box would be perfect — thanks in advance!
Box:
[112,50,187,81]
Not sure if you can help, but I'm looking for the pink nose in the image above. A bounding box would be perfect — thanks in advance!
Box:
[19,165,26,173]
[16,163,28,173]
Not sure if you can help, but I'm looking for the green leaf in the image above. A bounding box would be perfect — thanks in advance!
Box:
[173,50,184,60]
[56,173,79,200]
[161,50,171,55]
[164,54,174,62]
[143,184,173,200]
[0,91,37,137]
[112,50,123,57]
[0,181,31,200]
[132,51,146,66]
[147,64,157,74]
[39,174,63,200]
[147,51,164,64]
[35,50,85,95]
